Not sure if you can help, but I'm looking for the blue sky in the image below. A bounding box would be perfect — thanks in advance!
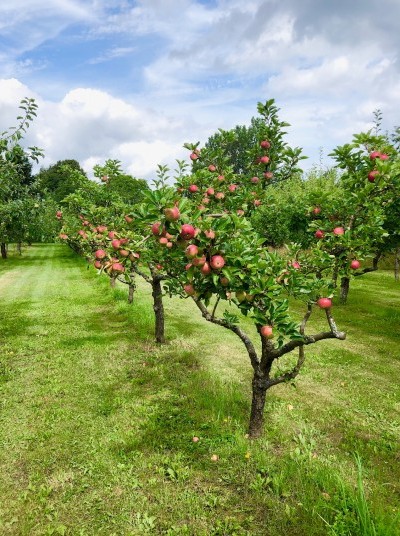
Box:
[1,0,399,179]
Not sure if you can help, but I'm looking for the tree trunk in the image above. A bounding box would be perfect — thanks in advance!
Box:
[152,276,165,344]
[1,243,7,259]
[340,276,350,304]
[110,275,117,288]
[248,373,268,438]
[395,248,400,282]
[17,242,22,255]
[128,284,135,304]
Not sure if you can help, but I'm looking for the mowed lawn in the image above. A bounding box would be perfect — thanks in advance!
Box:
[0,244,399,536]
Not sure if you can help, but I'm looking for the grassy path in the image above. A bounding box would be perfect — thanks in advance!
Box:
[0,244,399,535]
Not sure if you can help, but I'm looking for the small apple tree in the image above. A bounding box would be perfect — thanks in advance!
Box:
[309,132,399,303]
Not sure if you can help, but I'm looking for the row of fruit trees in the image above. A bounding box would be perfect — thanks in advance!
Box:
[2,98,399,437]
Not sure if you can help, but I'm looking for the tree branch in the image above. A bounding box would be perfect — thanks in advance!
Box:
[193,298,260,370]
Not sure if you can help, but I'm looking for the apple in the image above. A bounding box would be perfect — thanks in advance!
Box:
[184,283,196,296]
[166,242,173,248]
[94,260,102,269]
[215,192,225,200]
[350,259,361,269]
[264,171,273,180]
[180,224,196,240]
[254,199,261,207]
[56,210,62,219]
[192,255,206,267]
[201,262,211,275]
[206,187,215,196]
[97,225,107,233]
[210,255,225,270]
[315,230,325,239]
[159,237,169,245]
[186,244,199,258]
[120,238,129,245]
[220,276,229,287]
[317,297,332,309]
[379,153,389,161]
[368,170,379,182]
[164,206,181,221]
[192,436,199,443]
[95,249,107,260]
[260,140,271,149]
[235,290,246,303]
[251,176,260,184]
[204,229,215,239]
[119,249,129,258]
[312,206,321,215]
[101,175,109,183]
[151,222,164,236]
[108,231,116,239]
[217,175,225,181]
[237,209,245,216]
[208,164,216,172]
[129,252,140,261]
[190,152,199,161]
[111,262,124,273]
[124,215,134,223]
[228,184,237,192]
[369,151,381,160]
[111,239,121,249]
[156,264,163,270]
[59,233,68,240]
[333,227,345,236]
[210,454,219,462]
[260,156,270,164]
[188,184,199,193]
[291,261,300,269]
[78,230,87,238]
[260,325,273,339]
[185,263,192,271]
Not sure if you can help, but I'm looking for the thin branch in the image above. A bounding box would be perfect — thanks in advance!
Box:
[211,296,220,319]
[193,298,260,370]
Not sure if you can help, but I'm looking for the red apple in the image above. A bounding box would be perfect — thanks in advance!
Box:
[185,244,199,258]
[264,171,273,180]
[111,262,124,273]
[215,192,225,200]
[317,297,332,309]
[204,229,215,239]
[369,151,381,160]
[251,176,260,184]
[94,260,102,269]
[184,283,196,296]
[208,164,216,172]
[97,225,107,233]
[228,184,237,192]
[108,231,116,239]
[124,215,134,223]
[180,224,196,240]
[260,325,274,339]
[119,249,129,258]
[192,255,206,267]
[312,206,321,215]
[350,260,361,270]
[217,175,225,181]
[220,276,229,287]
[368,170,379,182]
[192,436,199,443]
[210,255,225,270]
[291,261,300,269]
[254,199,261,207]
[111,239,121,249]
[315,230,325,239]
[188,184,199,193]
[151,222,164,236]
[260,156,270,164]
[95,249,107,260]
[206,187,215,196]
[164,206,180,221]
[260,140,271,149]
[159,237,168,245]
[333,227,345,236]
[190,152,199,161]
[201,262,211,275]
[379,153,389,161]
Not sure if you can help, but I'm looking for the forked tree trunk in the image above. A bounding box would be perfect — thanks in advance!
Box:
[152,276,165,344]
[340,276,350,304]
[17,242,22,255]
[249,374,268,438]
[1,243,7,259]
[128,284,135,304]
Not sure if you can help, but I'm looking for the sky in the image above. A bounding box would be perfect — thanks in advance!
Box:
[0,0,399,180]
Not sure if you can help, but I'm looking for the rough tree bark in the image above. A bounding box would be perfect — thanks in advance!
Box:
[340,276,350,304]
[152,275,165,344]
[1,243,7,259]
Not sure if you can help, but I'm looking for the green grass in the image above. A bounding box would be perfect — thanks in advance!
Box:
[0,244,399,535]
